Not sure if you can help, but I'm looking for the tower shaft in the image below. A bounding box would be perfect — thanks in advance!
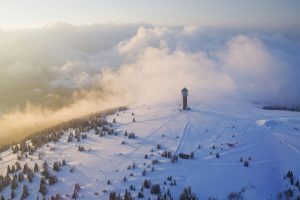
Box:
[183,96,187,110]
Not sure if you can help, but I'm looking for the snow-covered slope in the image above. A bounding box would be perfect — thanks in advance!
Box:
[1,102,300,199]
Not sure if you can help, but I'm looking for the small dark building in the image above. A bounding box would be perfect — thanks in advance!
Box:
[181,87,188,110]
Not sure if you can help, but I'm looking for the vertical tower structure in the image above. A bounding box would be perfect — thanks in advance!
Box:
[181,87,188,110]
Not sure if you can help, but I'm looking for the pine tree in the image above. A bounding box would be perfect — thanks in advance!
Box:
[11,177,18,190]
[72,183,80,199]
[23,163,29,174]
[21,184,29,200]
[41,163,50,178]
[12,145,19,154]
[296,180,299,187]
[18,172,24,182]
[39,178,47,196]
[143,179,151,189]
[11,190,15,199]
[4,173,11,186]
[138,192,144,199]
[34,163,39,172]
[124,189,133,200]
[142,169,146,176]
[7,165,11,174]
[15,162,21,171]
[48,175,58,185]
[11,165,16,173]
[53,161,60,172]
[27,168,34,182]
[43,160,48,169]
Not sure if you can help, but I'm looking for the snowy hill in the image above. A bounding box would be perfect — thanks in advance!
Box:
[1,102,300,199]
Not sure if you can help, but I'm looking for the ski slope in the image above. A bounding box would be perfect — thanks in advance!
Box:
[1,101,300,199]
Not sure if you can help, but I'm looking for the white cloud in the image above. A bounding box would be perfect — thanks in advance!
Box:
[0,23,300,143]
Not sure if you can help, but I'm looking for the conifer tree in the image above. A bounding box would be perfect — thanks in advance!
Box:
[27,168,34,182]
[11,190,15,199]
[34,163,39,172]
[11,177,18,190]
[21,184,29,200]
[7,165,11,174]
[18,172,24,182]
[39,178,47,196]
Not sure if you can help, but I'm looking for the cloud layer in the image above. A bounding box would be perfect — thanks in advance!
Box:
[0,23,300,144]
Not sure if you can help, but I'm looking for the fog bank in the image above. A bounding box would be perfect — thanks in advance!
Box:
[1,23,300,144]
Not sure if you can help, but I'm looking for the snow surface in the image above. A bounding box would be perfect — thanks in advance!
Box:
[1,101,300,199]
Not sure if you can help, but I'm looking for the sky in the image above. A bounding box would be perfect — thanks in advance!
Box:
[0,0,300,28]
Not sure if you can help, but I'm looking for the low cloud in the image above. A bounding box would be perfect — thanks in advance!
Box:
[0,90,125,144]
[0,23,300,144]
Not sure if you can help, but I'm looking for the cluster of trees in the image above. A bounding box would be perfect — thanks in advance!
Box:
[0,107,127,199]
[1,161,36,194]
[263,105,300,112]
[78,145,86,152]
[161,151,172,158]
[279,170,300,199]
[1,107,126,156]
[1,161,41,199]
[152,159,159,165]
[107,128,115,135]
[127,162,136,170]
[240,156,251,167]
[12,142,36,155]
[0,144,10,155]
[0,174,11,192]
[179,152,194,159]
[179,187,198,200]
[109,178,198,200]
[171,155,178,163]
[227,192,243,200]
[109,192,122,200]
[30,131,64,150]
[150,183,161,195]
[128,133,136,139]
[53,160,66,172]
[6,161,21,174]
[38,159,66,196]
[122,130,136,139]
[74,131,88,142]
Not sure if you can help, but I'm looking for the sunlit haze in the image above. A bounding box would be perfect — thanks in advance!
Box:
[0,0,300,28]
